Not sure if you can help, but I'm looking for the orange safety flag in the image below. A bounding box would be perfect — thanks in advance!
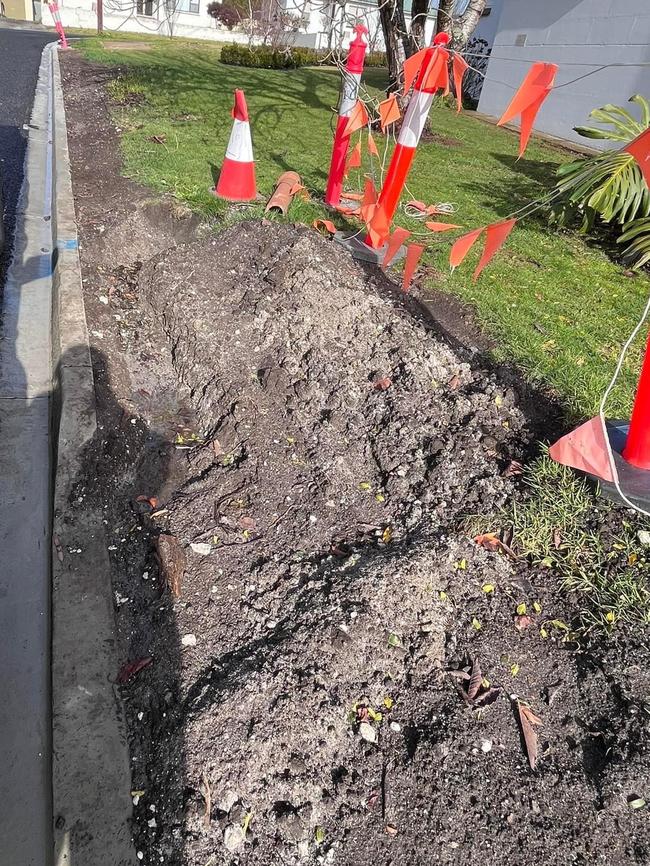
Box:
[625,128,650,187]
[402,244,425,292]
[344,100,370,137]
[312,219,337,234]
[367,204,391,248]
[360,177,378,224]
[231,89,249,121]
[336,204,360,216]
[421,46,450,94]
[425,221,462,232]
[548,417,614,483]
[382,227,411,268]
[367,130,380,157]
[497,62,558,157]
[346,139,362,170]
[473,218,517,280]
[452,53,469,113]
[378,94,401,130]
[449,227,484,269]
[403,48,428,95]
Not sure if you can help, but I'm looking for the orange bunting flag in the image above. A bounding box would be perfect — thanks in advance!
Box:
[360,177,378,225]
[473,218,517,281]
[403,48,428,95]
[425,221,462,232]
[344,100,369,137]
[449,227,484,270]
[336,205,360,216]
[421,46,450,94]
[312,219,336,234]
[347,140,362,170]
[382,227,411,269]
[625,128,650,188]
[367,130,380,157]
[367,204,391,249]
[378,94,401,130]
[497,62,558,157]
[452,54,469,113]
[402,244,425,292]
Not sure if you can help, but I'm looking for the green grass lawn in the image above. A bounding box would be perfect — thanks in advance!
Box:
[76,36,650,421]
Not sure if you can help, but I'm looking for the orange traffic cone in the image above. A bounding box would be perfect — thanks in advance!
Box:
[214,90,257,202]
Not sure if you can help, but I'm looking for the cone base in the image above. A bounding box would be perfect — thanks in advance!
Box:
[214,157,257,202]
[333,231,406,265]
[550,418,650,510]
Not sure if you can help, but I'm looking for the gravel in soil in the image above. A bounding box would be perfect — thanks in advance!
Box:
[61,51,650,866]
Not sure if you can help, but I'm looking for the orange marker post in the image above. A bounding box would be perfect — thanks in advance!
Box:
[365,33,450,248]
[623,331,650,470]
[325,24,368,208]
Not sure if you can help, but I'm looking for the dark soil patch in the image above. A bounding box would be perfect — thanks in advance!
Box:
[419,129,463,147]
[61,50,650,866]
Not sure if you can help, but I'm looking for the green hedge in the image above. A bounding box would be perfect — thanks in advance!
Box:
[220,42,387,70]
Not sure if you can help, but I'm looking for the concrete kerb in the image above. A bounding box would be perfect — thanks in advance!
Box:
[49,44,137,865]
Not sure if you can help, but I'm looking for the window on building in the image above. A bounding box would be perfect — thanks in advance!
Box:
[176,0,200,12]
[137,0,154,15]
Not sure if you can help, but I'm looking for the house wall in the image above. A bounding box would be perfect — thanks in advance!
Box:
[4,0,34,21]
[477,0,650,149]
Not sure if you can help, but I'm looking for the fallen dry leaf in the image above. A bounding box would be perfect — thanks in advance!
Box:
[448,374,461,390]
[514,614,533,632]
[136,494,159,509]
[503,460,524,477]
[474,532,517,559]
[53,534,64,562]
[210,439,223,457]
[385,824,398,837]
[374,376,392,391]
[239,516,257,532]
[148,134,167,144]
[553,528,562,549]
[155,534,186,598]
[116,656,152,684]
[517,701,543,769]
[467,657,482,701]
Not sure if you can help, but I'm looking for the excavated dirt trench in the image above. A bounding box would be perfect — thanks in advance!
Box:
[62,51,650,866]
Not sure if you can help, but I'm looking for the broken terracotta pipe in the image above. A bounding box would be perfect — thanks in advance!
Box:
[265,171,301,216]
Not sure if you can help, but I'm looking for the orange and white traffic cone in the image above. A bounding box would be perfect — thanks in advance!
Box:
[46,1,68,49]
[214,90,257,202]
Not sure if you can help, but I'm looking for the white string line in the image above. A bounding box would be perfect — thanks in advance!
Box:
[599,295,650,518]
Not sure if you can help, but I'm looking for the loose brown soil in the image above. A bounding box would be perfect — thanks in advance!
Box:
[61,52,650,866]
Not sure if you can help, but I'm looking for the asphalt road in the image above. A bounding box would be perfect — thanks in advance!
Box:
[0,27,57,271]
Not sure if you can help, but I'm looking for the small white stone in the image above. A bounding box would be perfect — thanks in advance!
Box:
[148,817,157,828]
[137,712,144,721]
[137,853,143,860]
[190,542,212,556]
[182,633,197,647]
[98,295,109,305]
[390,721,401,732]
[481,739,492,753]
[359,722,377,743]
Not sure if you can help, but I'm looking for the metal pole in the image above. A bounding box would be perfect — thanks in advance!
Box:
[97,0,103,34]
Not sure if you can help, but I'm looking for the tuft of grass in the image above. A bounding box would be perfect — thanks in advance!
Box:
[504,452,650,631]
[72,37,650,419]
[105,74,146,105]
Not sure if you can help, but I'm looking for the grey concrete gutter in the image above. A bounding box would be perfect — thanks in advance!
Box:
[49,44,137,866]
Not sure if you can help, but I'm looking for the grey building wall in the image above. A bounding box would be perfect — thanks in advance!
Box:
[477,0,650,149]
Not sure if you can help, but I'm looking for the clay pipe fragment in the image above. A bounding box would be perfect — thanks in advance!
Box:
[265,171,301,215]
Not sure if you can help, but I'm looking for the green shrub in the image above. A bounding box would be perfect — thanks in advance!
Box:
[219,42,386,70]
[220,43,300,69]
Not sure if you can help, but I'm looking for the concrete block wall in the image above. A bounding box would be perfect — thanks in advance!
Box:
[478,0,650,149]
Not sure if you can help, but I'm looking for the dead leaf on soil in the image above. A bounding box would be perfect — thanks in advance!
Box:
[116,656,152,684]
[53,534,64,562]
[514,614,533,632]
[552,528,562,549]
[468,657,482,701]
[239,516,257,532]
[148,134,167,144]
[374,376,392,390]
[155,534,186,598]
[474,531,517,559]
[503,460,524,477]
[450,658,501,708]
[199,771,212,829]
[448,374,461,390]
[517,700,543,769]
[136,494,159,509]
[210,439,224,457]
[385,824,398,836]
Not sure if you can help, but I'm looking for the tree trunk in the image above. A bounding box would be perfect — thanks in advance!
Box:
[378,0,409,95]
[436,0,486,47]
[409,0,429,50]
